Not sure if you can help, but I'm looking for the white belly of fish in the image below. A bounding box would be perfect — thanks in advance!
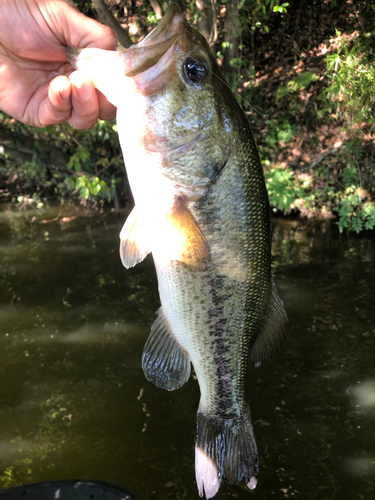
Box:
[152,256,217,408]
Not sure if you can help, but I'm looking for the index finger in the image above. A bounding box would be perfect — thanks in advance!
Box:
[67,70,116,129]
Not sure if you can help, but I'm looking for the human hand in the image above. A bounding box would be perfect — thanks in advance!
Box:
[0,0,118,128]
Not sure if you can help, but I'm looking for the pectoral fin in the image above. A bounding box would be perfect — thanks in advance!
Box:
[119,206,151,268]
[165,197,210,268]
[249,280,289,366]
[142,308,191,391]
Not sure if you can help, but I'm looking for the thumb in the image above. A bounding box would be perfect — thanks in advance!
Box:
[44,0,118,53]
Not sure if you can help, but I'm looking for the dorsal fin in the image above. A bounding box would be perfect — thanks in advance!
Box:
[249,280,289,366]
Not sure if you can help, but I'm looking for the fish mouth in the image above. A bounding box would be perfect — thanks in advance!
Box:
[116,2,186,77]
[137,2,184,48]
[66,3,186,79]
[65,2,209,104]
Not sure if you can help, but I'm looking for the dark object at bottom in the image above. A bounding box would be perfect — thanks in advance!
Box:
[0,480,140,500]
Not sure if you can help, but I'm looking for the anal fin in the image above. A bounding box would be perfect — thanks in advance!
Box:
[249,279,289,366]
[142,308,191,391]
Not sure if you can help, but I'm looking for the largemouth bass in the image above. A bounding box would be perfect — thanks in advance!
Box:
[66,3,289,498]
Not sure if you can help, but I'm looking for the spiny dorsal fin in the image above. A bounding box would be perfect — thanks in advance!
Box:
[119,206,151,269]
[165,197,210,268]
[142,308,191,391]
[249,279,289,366]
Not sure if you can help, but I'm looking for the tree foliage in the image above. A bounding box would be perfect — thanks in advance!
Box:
[0,0,374,232]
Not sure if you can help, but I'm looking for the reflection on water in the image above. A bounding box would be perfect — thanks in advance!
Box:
[350,380,375,412]
[0,203,374,500]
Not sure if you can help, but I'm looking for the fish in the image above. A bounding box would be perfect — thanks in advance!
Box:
[66,3,289,498]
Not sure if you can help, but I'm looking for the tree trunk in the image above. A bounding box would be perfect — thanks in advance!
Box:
[223,0,240,87]
[195,0,217,46]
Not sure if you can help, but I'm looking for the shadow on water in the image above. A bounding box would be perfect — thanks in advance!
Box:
[0,203,374,500]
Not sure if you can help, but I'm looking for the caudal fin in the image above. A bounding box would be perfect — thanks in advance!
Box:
[195,408,259,499]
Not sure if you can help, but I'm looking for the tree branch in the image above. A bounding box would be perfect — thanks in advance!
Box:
[309,147,340,170]
[150,0,163,20]
[92,0,132,48]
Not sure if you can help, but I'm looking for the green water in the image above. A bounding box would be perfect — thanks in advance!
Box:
[0,203,374,500]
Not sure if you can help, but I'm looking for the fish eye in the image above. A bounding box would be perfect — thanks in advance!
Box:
[183,57,206,84]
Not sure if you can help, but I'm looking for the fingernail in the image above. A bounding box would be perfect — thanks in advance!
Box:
[60,80,71,101]
[76,80,93,102]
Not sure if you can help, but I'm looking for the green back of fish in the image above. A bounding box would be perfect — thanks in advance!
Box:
[191,80,288,412]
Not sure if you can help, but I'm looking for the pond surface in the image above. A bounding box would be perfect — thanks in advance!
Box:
[0,202,374,500]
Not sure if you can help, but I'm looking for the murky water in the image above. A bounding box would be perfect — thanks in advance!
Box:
[0,203,374,500]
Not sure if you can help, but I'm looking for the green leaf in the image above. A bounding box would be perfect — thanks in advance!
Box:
[265,165,306,212]
[287,71,319,91]
[75,176,85,189]
[276,85,292,102]
[81,186,90,199]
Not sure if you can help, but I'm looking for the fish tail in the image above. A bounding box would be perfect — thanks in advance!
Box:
[195,407,259,499]
[222,406,259,489]
[195,411,223,499]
